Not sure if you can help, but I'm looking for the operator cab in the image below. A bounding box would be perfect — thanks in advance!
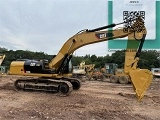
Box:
[105,63,118,75]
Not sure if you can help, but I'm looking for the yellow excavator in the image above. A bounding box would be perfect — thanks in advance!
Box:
[72,61,95,81]
[9,18,153,101]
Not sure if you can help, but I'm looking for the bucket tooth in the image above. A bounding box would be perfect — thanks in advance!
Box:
[129,69,153,101]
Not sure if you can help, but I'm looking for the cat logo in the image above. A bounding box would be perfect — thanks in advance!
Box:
[100,33,107,38]
[95,32,114,39]
[30,63,36,66]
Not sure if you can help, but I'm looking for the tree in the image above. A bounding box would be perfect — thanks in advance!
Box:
[90,55,97,62]
[138,50,160,69]
[110,50,125,68]
[72,56,84,66]
[0,47,159,71]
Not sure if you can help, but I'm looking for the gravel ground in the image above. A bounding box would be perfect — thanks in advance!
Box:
[0,75,159,120]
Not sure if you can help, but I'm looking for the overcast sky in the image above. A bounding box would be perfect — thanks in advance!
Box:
[0,0,157,56]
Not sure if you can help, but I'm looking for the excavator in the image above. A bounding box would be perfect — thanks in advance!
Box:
[72,61,95,81]
[9,17,153,101]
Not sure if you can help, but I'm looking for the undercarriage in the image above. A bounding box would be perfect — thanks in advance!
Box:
[14,77,81,95]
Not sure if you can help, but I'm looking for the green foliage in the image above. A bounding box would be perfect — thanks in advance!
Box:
[110,50,125,68]
[0,47,54,68]
[0,47,160,71]
[72,50,160,69]
[137,50,160,70]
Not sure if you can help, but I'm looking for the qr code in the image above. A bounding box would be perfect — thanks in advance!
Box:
[123,11,145,33]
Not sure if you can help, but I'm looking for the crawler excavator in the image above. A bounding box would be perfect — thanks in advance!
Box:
[9,17,153,101]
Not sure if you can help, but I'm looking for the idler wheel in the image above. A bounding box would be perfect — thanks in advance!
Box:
[71,80,81,90]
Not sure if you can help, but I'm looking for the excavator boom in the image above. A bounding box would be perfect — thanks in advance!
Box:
[49,26,129,69]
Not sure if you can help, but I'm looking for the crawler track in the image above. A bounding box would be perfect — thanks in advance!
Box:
[14,77,81,95]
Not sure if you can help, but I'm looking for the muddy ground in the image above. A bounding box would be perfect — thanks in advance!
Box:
[0,75,159,120]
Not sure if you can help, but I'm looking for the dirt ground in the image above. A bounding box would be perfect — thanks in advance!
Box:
[0,75,159,120]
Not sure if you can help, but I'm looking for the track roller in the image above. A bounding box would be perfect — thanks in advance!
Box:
[14,78,73,96]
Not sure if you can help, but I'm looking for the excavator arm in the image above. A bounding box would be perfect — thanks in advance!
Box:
[124,29,153,101]
[48,18,152,100]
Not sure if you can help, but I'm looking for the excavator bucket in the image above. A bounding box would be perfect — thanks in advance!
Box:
[129,69,153,101]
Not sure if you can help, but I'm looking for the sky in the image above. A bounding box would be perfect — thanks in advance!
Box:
[0,0,157,56]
